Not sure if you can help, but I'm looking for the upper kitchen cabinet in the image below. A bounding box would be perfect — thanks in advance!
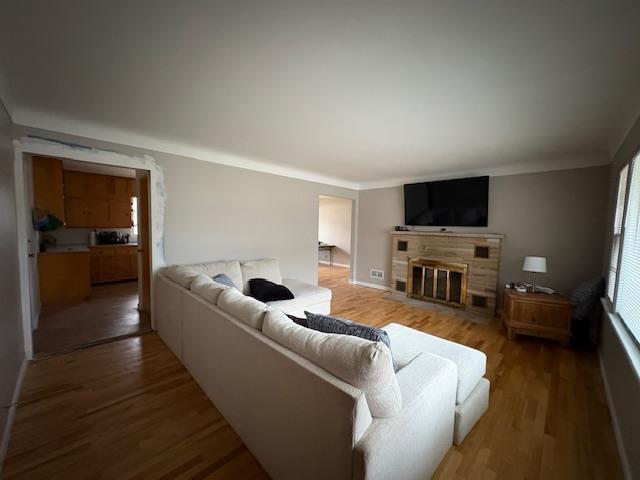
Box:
[112,177,136,199]
[65,198,110,228]
[32,156,65,221]
[63,171,135,228]
[64,170,112,199]
[109,200,134,228]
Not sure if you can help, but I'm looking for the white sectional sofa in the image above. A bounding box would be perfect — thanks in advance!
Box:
[155,259,489,479]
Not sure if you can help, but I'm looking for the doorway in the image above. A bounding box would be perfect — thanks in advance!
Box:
[318,195,353,286]
[26,154,153,357]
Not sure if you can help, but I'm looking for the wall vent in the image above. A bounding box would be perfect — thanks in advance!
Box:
[370,269,384,280]
[395,280,406,292]
[474,246,490,258]
[397,240,408,252]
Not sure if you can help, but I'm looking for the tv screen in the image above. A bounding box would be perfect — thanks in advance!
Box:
[404,176,489,227]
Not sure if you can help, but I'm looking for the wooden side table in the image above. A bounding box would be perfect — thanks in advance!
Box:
[503,290,575,344]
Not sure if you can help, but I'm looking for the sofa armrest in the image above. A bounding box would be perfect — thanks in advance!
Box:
[353,352,457,480]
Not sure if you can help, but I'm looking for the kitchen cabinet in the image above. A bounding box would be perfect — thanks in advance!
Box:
[63,171,134,228]
[112,177,136,199]
[109,200,134,228]
[38,252,91,306]
[32,156,65,221]
[65,198,110,228]
[64,170,113,199]
[90,245,138,283]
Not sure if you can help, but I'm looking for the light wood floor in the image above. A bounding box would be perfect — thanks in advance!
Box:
[33,281,151,357]
[3,266,622,479]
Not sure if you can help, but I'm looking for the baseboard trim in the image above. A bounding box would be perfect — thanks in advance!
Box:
[318,260,351,269]
[598,350,632,480]
[349,279,391,292]
[0,358,28,472]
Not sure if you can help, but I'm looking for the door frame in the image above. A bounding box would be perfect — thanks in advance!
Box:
[13,136,166,359]
[316,194,357,282]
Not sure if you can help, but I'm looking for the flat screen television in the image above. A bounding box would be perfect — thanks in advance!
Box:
[404,176,489,227]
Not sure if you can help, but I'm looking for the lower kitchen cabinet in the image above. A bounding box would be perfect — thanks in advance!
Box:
[38,252,91,306]
[89,245,138,283]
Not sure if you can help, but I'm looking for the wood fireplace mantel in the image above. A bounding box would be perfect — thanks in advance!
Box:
[389,230,505,240]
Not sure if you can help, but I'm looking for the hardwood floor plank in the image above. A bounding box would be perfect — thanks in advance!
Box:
[2,265,622,479]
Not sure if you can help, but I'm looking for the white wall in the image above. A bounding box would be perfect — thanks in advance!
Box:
[0,99,24,465]
[12,125,359,286]
[318,196,352,267]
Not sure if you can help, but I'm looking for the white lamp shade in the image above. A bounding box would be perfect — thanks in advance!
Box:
[523,256,547,273]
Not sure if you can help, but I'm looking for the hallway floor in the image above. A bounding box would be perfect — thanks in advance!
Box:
[33,281,151,357]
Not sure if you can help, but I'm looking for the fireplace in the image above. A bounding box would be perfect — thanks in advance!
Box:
[407,258,468,308]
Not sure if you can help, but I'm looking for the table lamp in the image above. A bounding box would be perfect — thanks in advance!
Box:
[523,256,547,293]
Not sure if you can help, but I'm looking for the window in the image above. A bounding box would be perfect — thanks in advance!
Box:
[616,157,640,344]
[607,165,629,301]
[131,196,138,236]
[609,153,640,345]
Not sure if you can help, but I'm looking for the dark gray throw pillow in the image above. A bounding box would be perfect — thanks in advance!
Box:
[212,273,239,290]
[304,311,392,351]
[249,278,294,302]
[286,314,308,328]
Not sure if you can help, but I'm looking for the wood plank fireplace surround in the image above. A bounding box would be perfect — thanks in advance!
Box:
[390,231,504,319]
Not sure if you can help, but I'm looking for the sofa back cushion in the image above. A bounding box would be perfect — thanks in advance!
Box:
[186,260,243,293]
[163,265,200,288]
[262,309,402,418]
[190,274,229,304]
[217,287,270,330]
[240,259,282,294]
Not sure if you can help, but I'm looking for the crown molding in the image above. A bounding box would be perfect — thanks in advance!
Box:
[12,107,361,191]
[356,153,611,190]
[12,107,611,192]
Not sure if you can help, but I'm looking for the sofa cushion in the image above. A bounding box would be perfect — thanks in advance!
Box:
[186,260,243,293]
[190,274,228,304]
[384,323,486,404]
[305,312,391,351]
[240,259,282,294]
[249,278,294,302]
[266,279,331,314]
[163,265,200,288]
[213,273,240,290]
[263,309,402,418]
[217,287,270,330]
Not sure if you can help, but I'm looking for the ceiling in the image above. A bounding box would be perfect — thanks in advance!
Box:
[2,1,640,189]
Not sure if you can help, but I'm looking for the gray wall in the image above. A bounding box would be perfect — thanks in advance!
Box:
[0,101,24,457]
[12,126,358,286]
[600,113,640,479]
[356,166,609,298]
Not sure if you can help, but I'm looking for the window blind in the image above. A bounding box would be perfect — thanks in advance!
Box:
[617,159,640,344]
[607,165,629,301]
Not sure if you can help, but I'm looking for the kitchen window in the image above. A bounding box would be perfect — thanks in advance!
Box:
[131,196,138,237]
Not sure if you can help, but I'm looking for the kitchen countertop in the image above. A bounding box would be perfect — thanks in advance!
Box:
[42,243,138,253]
[42,244,90,253]
[90,243,138,248]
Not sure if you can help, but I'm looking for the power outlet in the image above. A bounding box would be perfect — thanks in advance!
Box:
[370,269,384,280]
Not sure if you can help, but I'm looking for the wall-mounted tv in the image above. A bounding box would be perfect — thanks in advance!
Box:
[404,176,489,227]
